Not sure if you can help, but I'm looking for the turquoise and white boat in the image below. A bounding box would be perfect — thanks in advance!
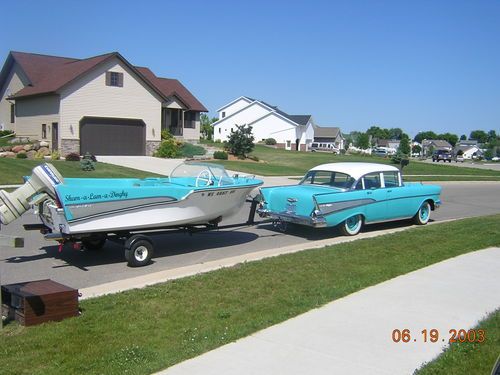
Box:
[0,162,262,236]
[257,162,441,236]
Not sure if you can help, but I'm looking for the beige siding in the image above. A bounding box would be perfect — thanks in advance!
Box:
[183,120,201,141]
[60,58,162,141]
[0,63,29,131]
[164,98,184,109]
[15,95,60,140]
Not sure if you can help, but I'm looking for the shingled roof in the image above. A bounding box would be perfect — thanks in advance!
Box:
[242,97,311,126]
[1,51,207,111]
[135,67,207,112]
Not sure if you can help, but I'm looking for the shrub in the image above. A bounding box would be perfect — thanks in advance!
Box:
[213,151,228,160]
[80,152,95,171]
[226,124,255,158]
[65,152,81,161]
[180,143,206,158]
[34,150,45,160]
[161,130,174,140]
[0,130,14,137]
[391,151,410,169]
[16,152,27,159]
[248,155,259,161]
[154,138,181,158]
[264,138,277,145]
[50,151,61,160]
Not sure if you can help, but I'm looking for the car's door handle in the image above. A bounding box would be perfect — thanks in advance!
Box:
[387,190,392,193]
[367,191,372,195]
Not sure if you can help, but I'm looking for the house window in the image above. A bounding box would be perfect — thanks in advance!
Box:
[184,111,196,128]
[286,140,291,148]
[10,104,15,123]
[42,124,47,139]
[106,71,123,87]
[222,112,226,118]
[218,128,221,134]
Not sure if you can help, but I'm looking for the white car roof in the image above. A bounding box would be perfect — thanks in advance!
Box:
[309,162,399,180]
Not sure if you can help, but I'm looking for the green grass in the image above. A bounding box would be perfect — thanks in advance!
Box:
[416,310,499,374]
[1,214,499,375]
[0,137,19,147]
[212,145,500,179]
[0,158,162,185]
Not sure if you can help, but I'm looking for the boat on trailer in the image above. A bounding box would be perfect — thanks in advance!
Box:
[0,162,263,266]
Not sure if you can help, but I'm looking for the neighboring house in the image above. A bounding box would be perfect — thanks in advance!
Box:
[422,139,453,155]
[0,51,207,155]
[456,139,480,147]
[213,96,315,151]
[376,139,400,150]
[454,145,482,159]
[313,125,345,150]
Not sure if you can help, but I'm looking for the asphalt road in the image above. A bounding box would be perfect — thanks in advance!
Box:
[1,182,499,290]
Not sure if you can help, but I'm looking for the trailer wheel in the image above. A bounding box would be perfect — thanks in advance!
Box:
[82,235,107,251]
[125,238,153,267]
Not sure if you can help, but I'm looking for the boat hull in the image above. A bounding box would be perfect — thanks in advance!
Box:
[40,184,258,234]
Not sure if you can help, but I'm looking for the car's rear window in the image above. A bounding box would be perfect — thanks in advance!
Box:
[301,171,354,189]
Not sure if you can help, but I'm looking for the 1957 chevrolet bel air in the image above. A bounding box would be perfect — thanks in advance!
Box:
[257,162,442,236]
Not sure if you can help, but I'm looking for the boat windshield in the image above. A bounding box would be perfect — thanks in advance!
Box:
[300,170,355,190]
[169,162,235,186]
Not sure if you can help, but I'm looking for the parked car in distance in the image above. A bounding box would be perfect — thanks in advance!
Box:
[455,155,464,163]
[432,150,452,162]
[257,162,442,236]
[372,148,388,157]
[310,142,340,154]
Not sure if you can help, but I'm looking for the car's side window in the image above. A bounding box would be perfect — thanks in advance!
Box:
[354,179,364,190]
[363,173,381,189]
[382,171,399,187]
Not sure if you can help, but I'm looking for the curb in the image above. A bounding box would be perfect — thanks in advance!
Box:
[80,218,460,300]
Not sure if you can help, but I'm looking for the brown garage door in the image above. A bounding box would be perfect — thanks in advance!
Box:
[80,117,146,155]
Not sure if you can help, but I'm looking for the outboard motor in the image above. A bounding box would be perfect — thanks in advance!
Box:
[0,163,64,225]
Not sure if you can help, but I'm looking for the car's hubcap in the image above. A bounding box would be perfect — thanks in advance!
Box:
[134,246,148,261]
[346,216,360,231]
[420,204,429,221]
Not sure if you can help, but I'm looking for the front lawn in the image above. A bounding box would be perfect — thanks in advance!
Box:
[0,158,162,185]
[212,145,500,179]
[1,214,499,374]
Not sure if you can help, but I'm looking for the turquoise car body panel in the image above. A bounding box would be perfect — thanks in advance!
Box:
[259,181,442,228]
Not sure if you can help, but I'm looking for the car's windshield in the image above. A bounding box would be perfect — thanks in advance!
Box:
[300,170,355,189]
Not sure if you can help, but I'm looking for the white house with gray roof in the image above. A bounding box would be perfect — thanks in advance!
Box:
[213,96,316,151]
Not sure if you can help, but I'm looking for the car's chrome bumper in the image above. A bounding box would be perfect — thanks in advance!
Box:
[434,199,442,209]
[257,208,327,228]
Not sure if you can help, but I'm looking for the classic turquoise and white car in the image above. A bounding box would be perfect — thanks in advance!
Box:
[257,163,442,236]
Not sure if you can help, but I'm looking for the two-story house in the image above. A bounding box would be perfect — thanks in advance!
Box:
[213,96,317,151]
[0,51,207,155]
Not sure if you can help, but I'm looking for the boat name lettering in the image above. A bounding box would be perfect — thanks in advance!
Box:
[65,190,128,202]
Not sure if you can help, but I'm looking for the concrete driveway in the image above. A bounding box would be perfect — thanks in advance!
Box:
[97,156,184,176]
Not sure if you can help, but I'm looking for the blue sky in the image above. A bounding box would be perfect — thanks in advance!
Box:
[2,0,499,137]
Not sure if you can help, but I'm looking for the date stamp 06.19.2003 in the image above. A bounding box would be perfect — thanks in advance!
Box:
[391,328,486,344]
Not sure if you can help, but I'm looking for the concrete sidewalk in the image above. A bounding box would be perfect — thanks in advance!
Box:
[158,247,500,375]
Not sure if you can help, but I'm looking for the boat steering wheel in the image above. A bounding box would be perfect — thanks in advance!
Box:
[195,169,213,187]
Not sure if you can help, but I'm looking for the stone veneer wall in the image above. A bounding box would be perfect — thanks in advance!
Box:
[146,141,161,156]
[60,139,80,155]
[61,139,160,156]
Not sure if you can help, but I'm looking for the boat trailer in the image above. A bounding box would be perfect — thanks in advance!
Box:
[22,198,266,267]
